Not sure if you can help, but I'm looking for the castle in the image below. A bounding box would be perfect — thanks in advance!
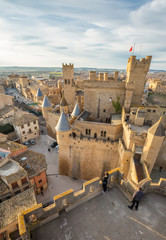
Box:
[16,55,166,240]
[38,55,166,182]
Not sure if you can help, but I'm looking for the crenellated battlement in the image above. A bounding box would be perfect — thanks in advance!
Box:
[18,167,166,240]
[127,55,152,73]
[62,63,74,68]
[69,134,119,147]
[18,168,123,239]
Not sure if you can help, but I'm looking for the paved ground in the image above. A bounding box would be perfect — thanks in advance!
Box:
[33,187,166,240]
[29,135,85,205]
[131,124,150,134]
[151,169,166,183]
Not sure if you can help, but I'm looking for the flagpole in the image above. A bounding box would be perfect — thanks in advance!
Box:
[133,42,135,55]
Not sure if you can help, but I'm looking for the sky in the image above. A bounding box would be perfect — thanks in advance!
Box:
[0,0,166,70]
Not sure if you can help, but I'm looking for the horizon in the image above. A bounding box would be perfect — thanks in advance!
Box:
[0,0,166,70]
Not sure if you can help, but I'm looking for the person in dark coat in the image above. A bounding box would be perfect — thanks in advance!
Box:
[128,187,144,210]
[102,172,109,194]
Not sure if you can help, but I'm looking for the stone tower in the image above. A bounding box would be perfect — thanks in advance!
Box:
[56,111,71,176]
[141,117,165,174]
[124,55,152,111]
[41,95,52,119]
[63,63,75,112]
[60,96,68,114]
[36,88,43,102]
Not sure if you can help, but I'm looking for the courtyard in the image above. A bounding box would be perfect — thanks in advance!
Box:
[29,135,85,205]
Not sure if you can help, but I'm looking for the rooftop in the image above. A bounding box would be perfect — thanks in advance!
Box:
[0,140,27,153]
[0,177,9,196]
[71,103,81,117]
[0,188,36,229]
[111,114,122,125]
[36,88,43,97]
[55,112,71,132]
[13,150,47,178]
[28,84,48,91]
[0,105,14,117]
[60,96,68,106]
[0,159,27,184]
[130,124,151,134]
[42,95,52,108]
[33,187,166,240]
[14,112,38,126]
[77,111,90,121]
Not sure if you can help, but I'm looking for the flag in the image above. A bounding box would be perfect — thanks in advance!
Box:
[129,46,133,52]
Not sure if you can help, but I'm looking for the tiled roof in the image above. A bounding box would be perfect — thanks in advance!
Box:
[14,112,38,126]
[0,140,26,152]
[0,177,9,196]
[13,150,47,178]
[0,188,36,229]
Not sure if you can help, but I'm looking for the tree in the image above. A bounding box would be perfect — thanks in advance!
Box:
[112,96,121,113]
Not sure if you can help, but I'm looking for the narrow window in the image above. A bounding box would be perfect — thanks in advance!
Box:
[101,131,103,137]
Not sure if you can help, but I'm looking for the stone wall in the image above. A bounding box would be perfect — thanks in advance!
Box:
[73,119,122,141]
[18,168,123,240]
[83,81,125,120]
[18,168,166,240]
[58,132,120,180]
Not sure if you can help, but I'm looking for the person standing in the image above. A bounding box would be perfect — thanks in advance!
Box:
[128,187,144,210]
[102,172,109,194]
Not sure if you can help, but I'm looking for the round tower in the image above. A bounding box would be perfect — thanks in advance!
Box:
[55,111,72,176]
[41,95,52,118]
[60,96,68,114]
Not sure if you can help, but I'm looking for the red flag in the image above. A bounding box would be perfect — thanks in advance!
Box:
[129,46,133,52]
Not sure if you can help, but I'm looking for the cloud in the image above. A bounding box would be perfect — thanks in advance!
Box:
[0,0,165,69]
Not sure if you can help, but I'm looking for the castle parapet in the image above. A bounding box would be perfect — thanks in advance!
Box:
[127,55,152,73]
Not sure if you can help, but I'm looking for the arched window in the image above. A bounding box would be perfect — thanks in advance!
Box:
[94,133,97,138]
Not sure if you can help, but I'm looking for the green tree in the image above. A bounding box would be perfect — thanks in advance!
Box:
[112,96,121,113]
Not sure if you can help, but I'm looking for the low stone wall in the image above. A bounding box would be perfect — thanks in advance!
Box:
[18,168,123,239]
[18,167,166,240]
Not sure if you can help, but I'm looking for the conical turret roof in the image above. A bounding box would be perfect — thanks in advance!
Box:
[42,95,52,107]
[55,111,71,132]
[36,88,43,97]
[148,117,165,137]
[60,96,68,106]
[71,103,81,117]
